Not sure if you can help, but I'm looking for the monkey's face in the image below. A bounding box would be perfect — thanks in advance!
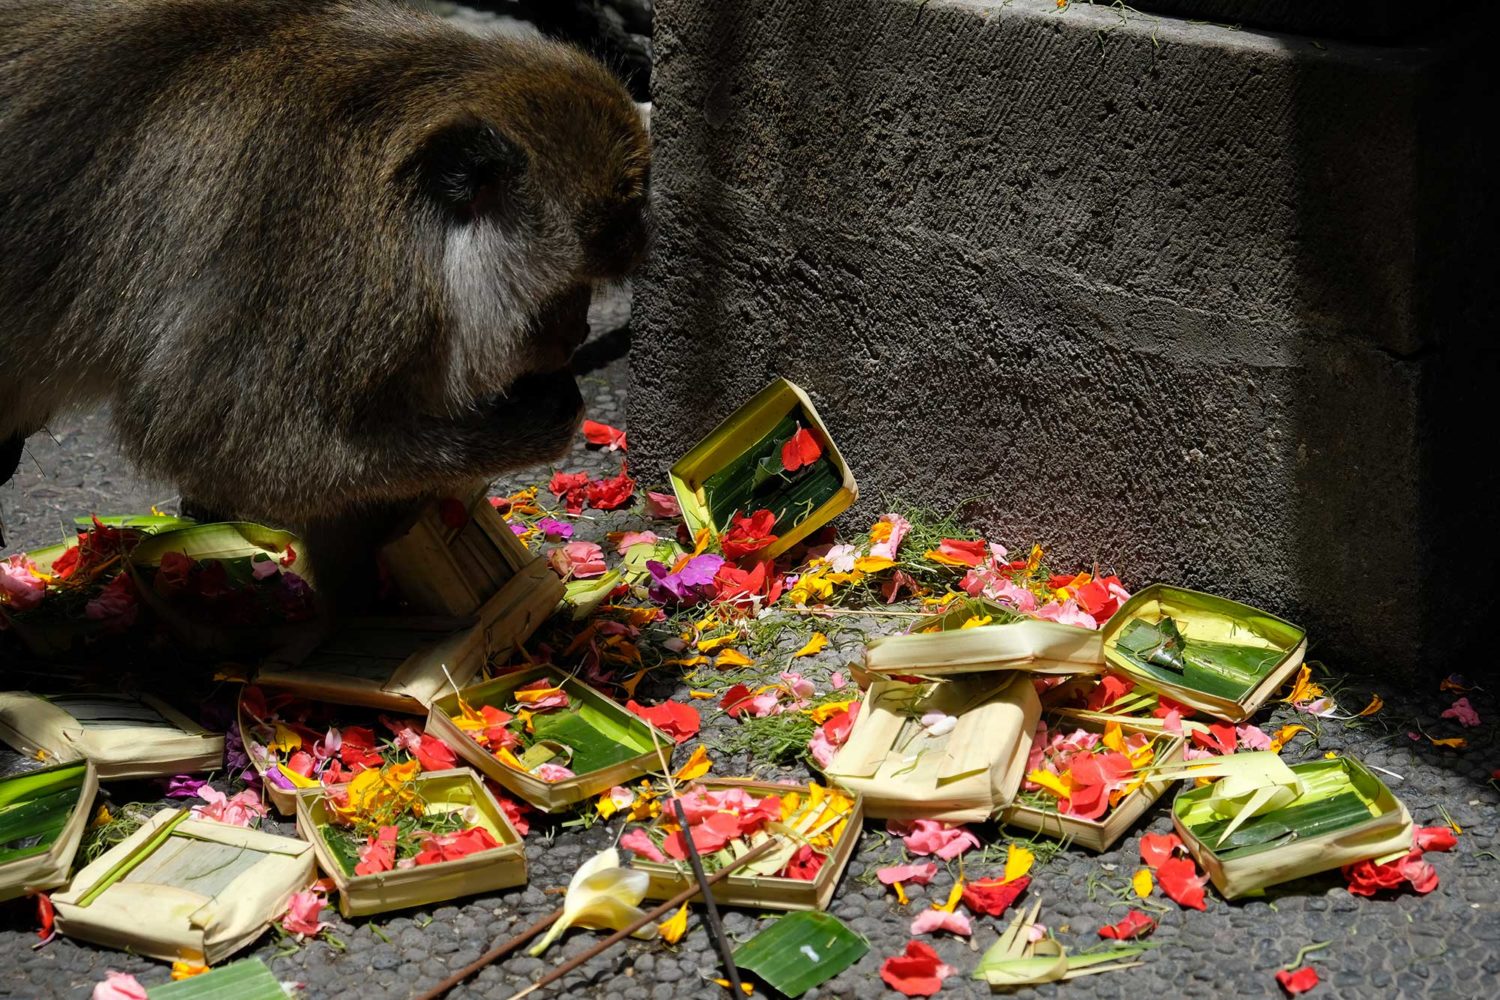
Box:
[401,47,651,411]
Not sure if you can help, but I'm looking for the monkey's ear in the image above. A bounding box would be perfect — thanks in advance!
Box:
[409,119,528,223]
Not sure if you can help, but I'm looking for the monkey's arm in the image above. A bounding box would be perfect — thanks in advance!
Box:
[344,371,584,501]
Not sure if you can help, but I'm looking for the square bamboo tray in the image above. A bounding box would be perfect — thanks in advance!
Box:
[295,768,527,917]
[1001,718,1185,852]
[0,758,98,902]
[825,672,1041,823]
[670,378,858,559]
[1171,756,1414,899]
[254,558,561,713]
[633,779,863,912]
[53,808,315,965]
[865,599,1106,679]
[1102,584,1307,723]
[383,486,553,618]
[426,664,674,812]
[0,691,223,780]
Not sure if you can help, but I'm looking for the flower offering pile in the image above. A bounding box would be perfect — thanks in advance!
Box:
[1004,718,1184,850]
[427,666,669,811]
[670,378,857,558]
[1102,585,1307,721]
[238,685,447,815]
[295,764,524,916]
[623,779,862,912]
[1169,754,1413,898]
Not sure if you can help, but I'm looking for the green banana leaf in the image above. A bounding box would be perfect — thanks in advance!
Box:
[702,409,842,535]
[129,522,299,569]
[531,702,654,774]
[75,514,196,534]
[1175,758,1385,861]
[147,958,288,999]
[733,911,868,998]
[0,761,88,865]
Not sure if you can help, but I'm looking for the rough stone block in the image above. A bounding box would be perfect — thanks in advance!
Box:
[631,0,1495,675]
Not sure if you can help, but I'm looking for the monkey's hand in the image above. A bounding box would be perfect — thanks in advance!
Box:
[473,369,585,466]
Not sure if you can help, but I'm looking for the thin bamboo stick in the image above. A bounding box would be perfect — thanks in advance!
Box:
[409,907,564,1000]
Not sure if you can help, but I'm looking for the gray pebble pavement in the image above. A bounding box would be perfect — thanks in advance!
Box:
[2,283,1496,1000]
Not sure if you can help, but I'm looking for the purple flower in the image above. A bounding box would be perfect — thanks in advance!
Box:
[536,518,574,541]
[163,774,208,798]
[646,553,725,606]
[510,522,528,536]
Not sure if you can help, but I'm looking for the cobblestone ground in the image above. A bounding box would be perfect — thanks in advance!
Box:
[2,282,1496,1000]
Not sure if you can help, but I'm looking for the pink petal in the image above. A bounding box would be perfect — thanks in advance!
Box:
[910,908,972,937]
[877,863,940,886]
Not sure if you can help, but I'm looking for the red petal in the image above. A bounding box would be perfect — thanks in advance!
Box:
[1138,831,1185,869]
[781,427,824,472]
[879,941,947,997]
[1414,826,1458,852]
[1275,966,1320,995]
[1156,856,1208,910]
[961,875,1030,917]
[1098,909,1156,940]
[437,498,468,530]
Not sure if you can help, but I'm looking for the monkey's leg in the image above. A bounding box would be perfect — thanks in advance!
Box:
[300,500,418,617]
[0,434,23,548]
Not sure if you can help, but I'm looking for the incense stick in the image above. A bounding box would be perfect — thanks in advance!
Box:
[409,907,564,1000]
[670,797,744,995]
[502,839,778,1000]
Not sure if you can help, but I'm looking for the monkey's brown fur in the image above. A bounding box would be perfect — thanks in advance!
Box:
[0,0,649,576]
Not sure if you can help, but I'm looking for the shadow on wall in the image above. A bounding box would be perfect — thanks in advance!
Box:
[1283,24,1498,673]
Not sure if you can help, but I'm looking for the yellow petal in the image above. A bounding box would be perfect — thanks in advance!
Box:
[1027,769,1071,799]
[894,881,909,906]
[170,961,209,981]
[1132,868,1153,898]
[268,724,302,754]
[959,614,993,629]
[1102,722,1126,755]
[620,668,648,699]
[697,633,739,654]
[673,746,713,781]
[1356,693,1384,717]
[658,902,689,945]
[1270,724,1311,753]
[689,690,717,699]
[515,685,566,705]
[714,649,754,668]
[712,980,755,995]
[793,633,829,658]
[1004,844,1035,884]
[854,555,897,574]
[937,879,965,913]
[808,699,855,724]
[1430,736,1467,748]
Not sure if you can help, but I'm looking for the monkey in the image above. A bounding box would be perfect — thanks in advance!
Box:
[0,0,650,606]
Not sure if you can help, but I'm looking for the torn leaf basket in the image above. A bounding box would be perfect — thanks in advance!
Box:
[426,664,675,812]
[825,673,1040,823]
[0,691,223,780]
[670,378,858,559]
[1102,585,1307,722]
[295,767,527,917]
[253,557,560,713]
[382,486,560,619]
[865,598,1105,679]
[52,808,316,965]
[0,758,98,902]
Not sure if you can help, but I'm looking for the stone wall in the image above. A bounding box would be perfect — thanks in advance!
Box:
[630,0,1496,676]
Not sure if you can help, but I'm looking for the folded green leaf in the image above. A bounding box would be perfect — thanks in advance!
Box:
[733,911,868,998]
[146,958,288,999]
